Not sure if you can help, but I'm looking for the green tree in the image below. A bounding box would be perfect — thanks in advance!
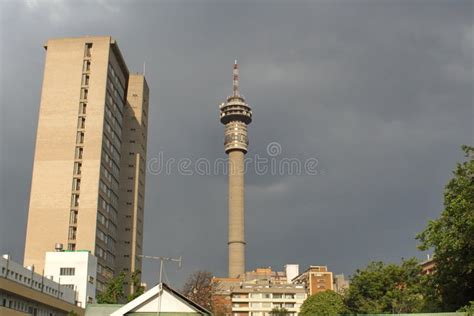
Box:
[127,269,145,301]
[96,271,126,304]
[417,145,474,311]
[300,290,347,316]
[270,306,290,315]
[344,259,425,313]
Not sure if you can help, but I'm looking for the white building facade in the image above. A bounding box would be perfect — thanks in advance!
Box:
[1,254,81,315]
[231,284,307,316]
[44,250,97,308]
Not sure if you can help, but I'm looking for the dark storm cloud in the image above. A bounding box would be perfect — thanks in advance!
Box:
[0,0,472,287]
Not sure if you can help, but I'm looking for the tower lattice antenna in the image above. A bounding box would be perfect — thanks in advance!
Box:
[233,59,240,97]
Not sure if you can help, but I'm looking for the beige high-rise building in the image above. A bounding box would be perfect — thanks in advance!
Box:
[23,36,149,295]
[219,61,252,278]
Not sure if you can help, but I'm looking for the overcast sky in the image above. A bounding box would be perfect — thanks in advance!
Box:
[0,0,472,288]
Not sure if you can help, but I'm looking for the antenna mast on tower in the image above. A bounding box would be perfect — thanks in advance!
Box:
[233,60,239,97]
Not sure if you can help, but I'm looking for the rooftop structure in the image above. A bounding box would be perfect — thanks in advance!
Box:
[0,254,84,315]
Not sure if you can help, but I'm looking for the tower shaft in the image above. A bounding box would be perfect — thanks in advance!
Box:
[220,61,252,278]
[228,150,245,277]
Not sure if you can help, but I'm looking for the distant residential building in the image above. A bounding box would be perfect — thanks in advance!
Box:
[85,283,211,315]
[214,265,307,316]
[333,274,349,294]
[44,247,97,308]
[420,255,436,275]
[292,265,334,295]
[0,254,84,315]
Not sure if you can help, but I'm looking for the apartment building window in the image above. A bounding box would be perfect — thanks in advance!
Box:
[97,211,107,226]
[71,194,80,207]
[68,227,76,240]
[84,43,93,57]
[262,293,271,299]
[69,210,78,224]
[60,267,75,276]
[78,103,87,116]
[82,74,90,86]
[75,147,83,160]
[76,131,85,144]
[74,162,82,176]
[72,178,81,191]
[95,245,105,259]
[99,180,108,195]
[83,60,91,72]
[78,117,86,129]
[96,280,105,292]
[106,251,115,264]
[81,88,88,101]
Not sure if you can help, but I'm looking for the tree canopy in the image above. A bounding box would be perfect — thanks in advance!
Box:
[96,271,126,304]
[269,307,290,316]
[344,259,425,314]
[96,270,145,304]
[181,270,217,311]
[300,290,347,316]
[417,145,474,311]
[128,269,145,301]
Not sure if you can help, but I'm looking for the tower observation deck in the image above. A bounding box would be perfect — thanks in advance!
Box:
[220,61,252,278]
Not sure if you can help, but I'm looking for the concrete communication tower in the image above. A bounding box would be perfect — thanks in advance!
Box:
[219,61,252,278]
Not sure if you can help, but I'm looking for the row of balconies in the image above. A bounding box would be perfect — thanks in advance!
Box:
[231,306,301,312]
